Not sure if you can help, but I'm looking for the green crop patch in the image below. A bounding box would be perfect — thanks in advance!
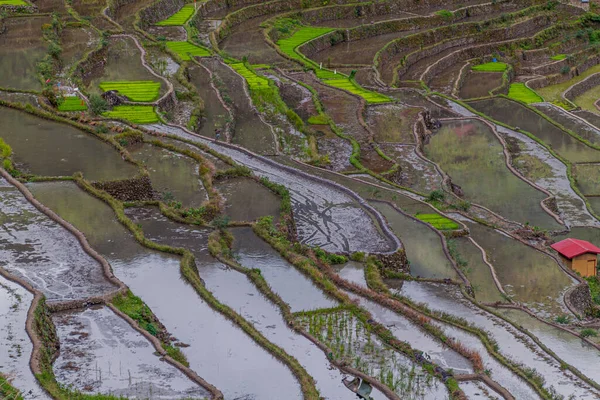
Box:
[166,41,210,61]
[229,63,270,90]
[156,4,195,26]
[277,26,335,64]
[507,83,543,104]
[551,54,567,61]
[324,78,390,104]
[0,0,28,4]
[57,96,87,111]
[104,105,159,124]
[415,213,459,230]
[99,81,161,102]
[471,62,507,72]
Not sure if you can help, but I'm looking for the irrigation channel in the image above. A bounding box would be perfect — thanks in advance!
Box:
[5,0,600,399]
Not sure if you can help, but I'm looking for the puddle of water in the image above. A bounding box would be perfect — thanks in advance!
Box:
[188,64,228,140]
[52,306,207,398]
[346,291,473,374]
[0,17,48,91]
[215,177,280,221]
[297,308,449,399]
[203,59,277,155]
[0,107,138,181]
[232,227,338,312]
[29,182,302,400]
[371,201,458,279]
[0,180,115,302]
[468,98,600,163]
[426,118,559,228]
[394,281,597,399]
[466,222,573,317]
[0,277,49,399]
[458,71,503,99]
[334,261,367,288]
[130,143,207,207]
[499,308,600,388]
[145,125,396,254]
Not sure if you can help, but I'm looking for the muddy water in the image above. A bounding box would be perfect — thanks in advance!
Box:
[500,308,600,386]
[379,144,443,193]
[447,235,503,304]
[202,59,277,155]
[87,36,165,95]
[0,107,138,180]
[426,118,558,228]
[53,306,207,398]
[393,281,599,398]
[232,227,338,311]
[346,291,473,374]
[146,125,396,254]
[29,183,302,400]
[468,98,600,163]
[188,64,228,140]
[0,277,48,399]
[459,381,501,399]
[466,222,573,317]
[130,143,207,207]
[534,103,600,146]
[0,17,48,91]
[371,202,458,279]
[0,179,115,302]
[215,177,280,221]
[458,71,503,99]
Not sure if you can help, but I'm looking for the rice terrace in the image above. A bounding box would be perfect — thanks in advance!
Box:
[8,0,600,399]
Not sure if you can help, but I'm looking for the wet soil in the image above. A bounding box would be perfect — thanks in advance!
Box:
[458,71,503,99]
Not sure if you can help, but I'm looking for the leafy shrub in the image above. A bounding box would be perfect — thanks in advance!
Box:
[581,328,597,337]
[89,94,108,115]
[428,189,445,202]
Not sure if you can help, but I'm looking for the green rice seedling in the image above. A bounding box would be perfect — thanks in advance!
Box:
[228,63,270,90]
[550,54,567,61]
[507,83,543,104]
[324,78,390,104]
[99,81,161,102]
[0,0,28,4]
[103,105,159,124]
[414,213,459,230]
[166,41,211,61]
[156,4,195,26]
[57,96,87,111]
[471,62,508,72]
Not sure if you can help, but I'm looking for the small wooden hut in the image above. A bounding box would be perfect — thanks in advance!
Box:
[551,238,600,277]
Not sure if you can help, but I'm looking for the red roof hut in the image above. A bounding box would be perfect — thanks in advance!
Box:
[551,238,600,277]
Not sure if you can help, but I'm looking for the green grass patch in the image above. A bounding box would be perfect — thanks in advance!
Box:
[165,41,210,61]
[156,4,195,26]
[307,114,328,125]
[57,96,87,111]
[472,62,508,72]
[228,63,270,90]
[551,54,567,61]
[251,64,271,70]
[0,0,28,4]
[324,78,390,104]
[99,81,160,102]
[507,83,543,104]
[415,213,459,230]
[103,105,159,124]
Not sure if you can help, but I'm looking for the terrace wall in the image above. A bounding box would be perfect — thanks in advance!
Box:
[139,0,185,27]
[564,70,600,101]
[528,53,600,89]
[92,175,155,201]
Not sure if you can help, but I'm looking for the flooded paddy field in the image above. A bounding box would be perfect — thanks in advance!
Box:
[0,107,138,180]
[52,306,208,398]
[5,0,600,397]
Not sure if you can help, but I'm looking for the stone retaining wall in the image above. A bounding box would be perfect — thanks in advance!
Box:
[139,0,185,27]
[0,4,37,13]
[564,71,600,101]
[92,175,155,201]
[564,282,593,318]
